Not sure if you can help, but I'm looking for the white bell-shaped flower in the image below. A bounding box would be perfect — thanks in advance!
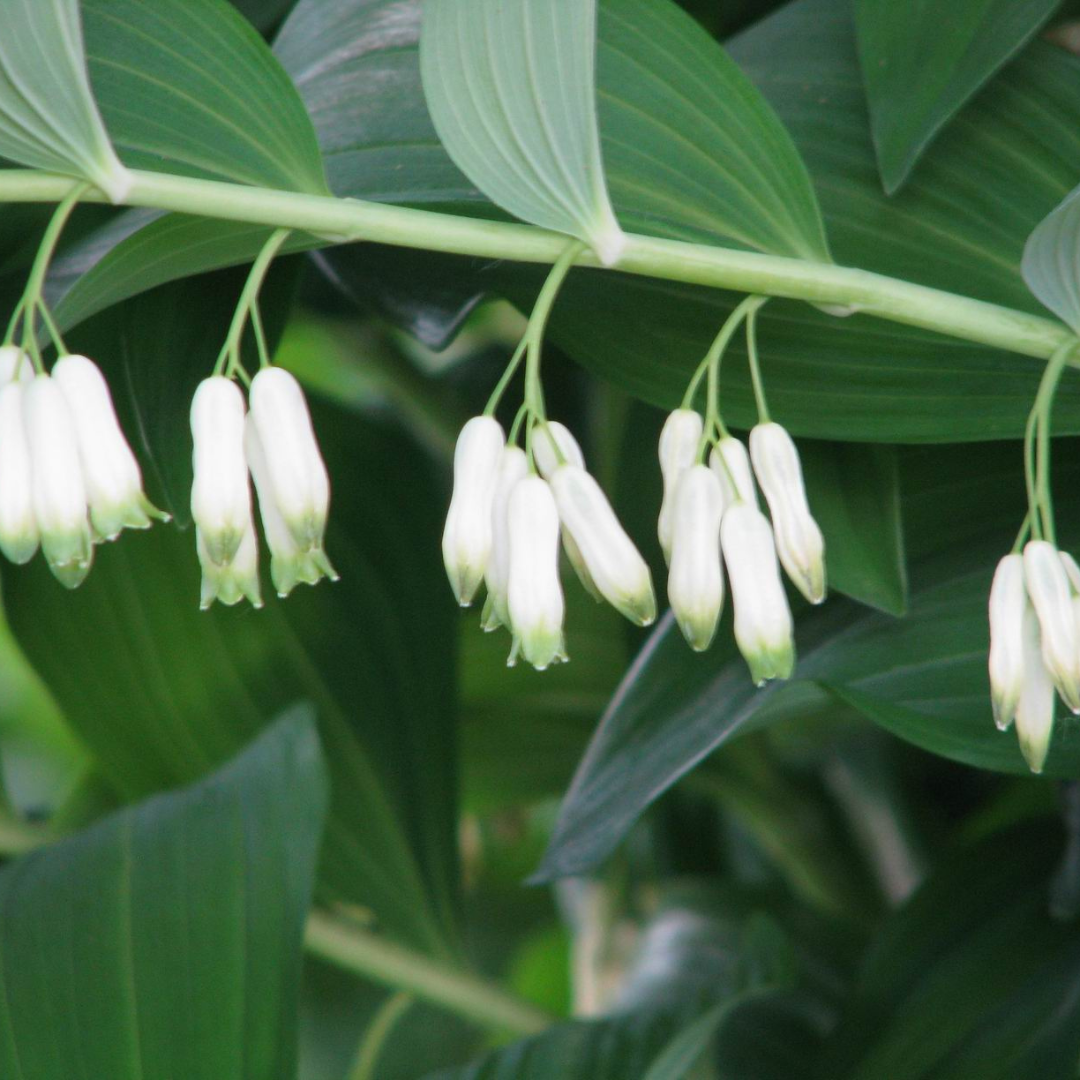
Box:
[196,522,262,610]
[658,409,704,565]
[1022,540,1080,713]
[550,463,656,626]
[483,445,529,631]
[246,418,337,598]
[1014,604,1056,773]
[532,421,602,602]
[0,381,38,564]
[443,415,505,606]
[248,367,331,553]
[23,374,92,588]
[53,354,167,541]
[0,345,31,385]
[709,436,758,507]
[749,422,826,604]
[667,464,724,651]
[506,476,566,670]
[987,554,1027,731]
[190,376,253,566]
[721,502,794,684]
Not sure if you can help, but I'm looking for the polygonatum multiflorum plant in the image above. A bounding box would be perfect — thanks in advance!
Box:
[1,0,1080,1076]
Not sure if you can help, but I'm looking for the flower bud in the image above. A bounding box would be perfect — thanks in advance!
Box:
[550,464,656,626]
[709,436,757,507]
[532,421,602,601]
[196,523,262,610]
[23,375,92,587]
[1022,540,1080,713]
[987,554,1026,731]
[248,367,331,553]
[53,354,167,541]
[507,476,566,670]
[0,382,38,564]
[482,445,529,631]
[749,422,826,604]
[442,416,505,605]
[533,421,584,478]
[721,502,794,684]
[246,418,337,598]
[657,409,704,564]
[190,376,253,567]
[0,345,31,385]
[1014,605,1056,773]
[668,465,724,651]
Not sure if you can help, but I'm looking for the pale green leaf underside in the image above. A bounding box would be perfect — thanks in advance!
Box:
[0,711,327,1078]
[855,0,1059,194]
[1022,183,1080,336]
[0,0,130,199]
[419,0,625,263]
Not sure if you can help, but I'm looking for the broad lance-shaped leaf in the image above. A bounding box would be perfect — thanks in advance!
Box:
[821,823,1080,1080]
[855,0,1059,193]
[1022,182,1080,336]
[536,443,1080,881]
[420,0,625,264]
[83,0,329,193]
[0,710,328,1079]
[0,0,131,199]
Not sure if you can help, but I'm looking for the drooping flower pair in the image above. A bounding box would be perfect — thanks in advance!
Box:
[988,541,1080,773]
[0,346,166,587]
[443,415,656,670]
[659,409,825,684]
[190,367,336,609]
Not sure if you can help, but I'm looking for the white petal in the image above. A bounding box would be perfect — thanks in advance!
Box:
[23,375,92,587]
[197,522,262,610]
[657,409,703,564]
[749,423,826,604]
[721,502,794,684]
[667,464,724,651]
[1023,540,1080,713]
[484,445,529,629]
[550,464,655,626]
[507,476,565,670]
[988,553,1026,731]
[0,382,38,564]
[533,421,585,478]
[0,345,31,386]
[1014,604,1056,773]
[709,436,758,508]
[442,416,505,605]
[249,367,330,551]
[190,376,253,565]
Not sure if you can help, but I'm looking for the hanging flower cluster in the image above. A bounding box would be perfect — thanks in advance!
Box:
[190,369,336,610]
[0,345,166,587]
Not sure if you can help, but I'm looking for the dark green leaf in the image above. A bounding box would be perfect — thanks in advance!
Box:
[0,0,130,199]
[855,0,1059,193]
[1022,182,1080,335]
[536,444,1080,881]
[3,398,459,956]
[420,0,625,262]
[823,823,1080,1080]
[83,0,328,193]
[0,710,327,1079]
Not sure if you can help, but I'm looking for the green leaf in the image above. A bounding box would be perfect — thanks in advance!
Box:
[0,0,131,199]
[642,1000,744,1080]
[1022,182,1080,336]
[3,387,459,956]
[419,0,625,263]
[855,0,1059,193]
[800,441,907,615]
[0,709,327,1079]
[83,0,328,193]
[823,823,1080,1079]
[535,443,1080,881]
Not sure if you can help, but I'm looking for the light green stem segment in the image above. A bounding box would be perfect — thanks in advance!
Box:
[347,991,414,1080]
[305,908,555,1037]
[0,169,1073,362]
